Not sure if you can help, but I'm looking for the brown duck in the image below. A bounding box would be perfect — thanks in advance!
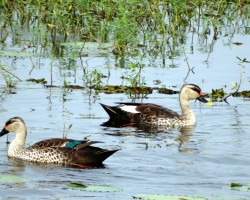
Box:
[0,117,118,168]
[100,84,212,128]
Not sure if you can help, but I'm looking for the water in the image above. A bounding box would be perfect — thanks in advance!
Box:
[0,82,250,199]
[0,22,250,200]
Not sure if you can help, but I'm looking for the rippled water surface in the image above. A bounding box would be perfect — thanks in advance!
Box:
[0,22,250,200]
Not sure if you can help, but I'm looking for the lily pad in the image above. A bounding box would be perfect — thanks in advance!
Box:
[231,182,242,187]
[67,182,122,192]
[133,194,205,200]
[0,50,36,57]
[222,182,250,192]
[0,174,27,183]
[230,185,250,191]
[208,194,249,200]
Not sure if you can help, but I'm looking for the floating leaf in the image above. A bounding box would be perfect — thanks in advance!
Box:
[157,88,178,94]
[64,85,85,90]
[223,182,250,192]
[153,80,162,85]
[26,78,47,84]
[95,85,153,94]
[231,182,242,187]
[208,194,249,200]
[232,90,250,98]
[230,186,250,191]
[133,194,205,200]
[0,174,27,183]
[67,182,121,192]
[232,42,243,46]
[67,182,87,189]
[230,184,250,191]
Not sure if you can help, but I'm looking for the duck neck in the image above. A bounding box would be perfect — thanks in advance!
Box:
[10,125,27,149]
[179,97,195,122]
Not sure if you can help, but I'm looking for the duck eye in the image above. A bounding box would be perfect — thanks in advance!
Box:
[190,87,200,94]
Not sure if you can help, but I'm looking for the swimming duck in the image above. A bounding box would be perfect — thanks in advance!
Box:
[0,117,118,167]
[100,84,212,127]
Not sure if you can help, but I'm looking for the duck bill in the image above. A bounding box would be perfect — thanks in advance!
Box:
[0,128,9,137]
[197,96,213,106]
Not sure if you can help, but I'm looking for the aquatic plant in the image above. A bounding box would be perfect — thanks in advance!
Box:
[0,0,249,61]
[0,66,21,94]
[223,57,250,103]
[0,0,250,92]
[122,61,145,88]
[67,182,122,192]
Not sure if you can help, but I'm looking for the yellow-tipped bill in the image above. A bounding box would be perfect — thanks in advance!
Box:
[205,102,213,106]
[197,96,213,106]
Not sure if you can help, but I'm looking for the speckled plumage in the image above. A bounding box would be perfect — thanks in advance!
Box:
[101,84,211,128]
[0,117,118,167]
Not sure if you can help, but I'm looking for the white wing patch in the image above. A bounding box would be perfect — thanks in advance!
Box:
[120,105,140,113]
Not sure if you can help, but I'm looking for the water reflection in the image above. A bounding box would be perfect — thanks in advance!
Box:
[102,120,196,134]
[8,157,106,169]
[9,157,64,169]
[177,126,196,152]
[103,123,196,152]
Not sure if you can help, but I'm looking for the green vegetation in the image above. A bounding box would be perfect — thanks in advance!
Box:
[1,0,249,59]
[0,174,27,183]
[0,0,249,96]
[67,182,122,192]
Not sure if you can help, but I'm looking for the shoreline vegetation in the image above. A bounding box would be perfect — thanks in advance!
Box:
[0,0,250,99]
[1,1,249,56]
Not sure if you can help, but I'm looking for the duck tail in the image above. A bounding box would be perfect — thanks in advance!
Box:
[97,149,119,162]
[75,149,119,168]
[100,103,121,127]
[100,103,118,117]
[100,103,138,127]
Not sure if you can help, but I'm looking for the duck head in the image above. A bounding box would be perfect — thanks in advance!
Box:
[180,84,213,105]
[0,117,26,137]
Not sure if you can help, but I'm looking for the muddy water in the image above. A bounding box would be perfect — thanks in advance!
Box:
[0,30,250,199]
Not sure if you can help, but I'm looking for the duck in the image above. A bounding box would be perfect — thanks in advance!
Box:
[0,117,118,168]
[100,84,213,127]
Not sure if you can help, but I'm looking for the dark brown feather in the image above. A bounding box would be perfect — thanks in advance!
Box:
[100,103,180,127]
[29,138,100,149]
[28,138,118,166]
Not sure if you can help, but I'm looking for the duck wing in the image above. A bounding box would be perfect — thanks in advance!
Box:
[28,139,118,167]
[70,146,119,167]
[29,138,100,149]
[132,103,180,119]
[101,102,180,127]
[37,144,118,167]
